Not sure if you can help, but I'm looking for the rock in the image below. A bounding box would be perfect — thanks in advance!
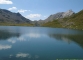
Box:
[44,10,75,22]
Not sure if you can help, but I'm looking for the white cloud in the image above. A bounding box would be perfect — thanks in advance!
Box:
[0,45,12,50]
[18,9,28,13]
[18,9,31,13]
[0,0,13,4]
[16,53,30,58]
[25,14,41,19]
[27,10,32,12]
[8,7,17,11]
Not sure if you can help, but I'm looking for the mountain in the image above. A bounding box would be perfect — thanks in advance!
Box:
[49,33,83,48]
[44,10,75,22]
[42,10,83,30]
[0,9,33,26]
[31,19,44,26]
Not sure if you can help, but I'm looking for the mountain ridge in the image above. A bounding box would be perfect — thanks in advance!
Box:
[0,8,83,30]
[0,8,34,26]
[42,10,83,30]
[44,10,75,22]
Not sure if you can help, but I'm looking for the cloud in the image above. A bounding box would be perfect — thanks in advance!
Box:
[27,10,32,12]
[18,9,28,13]
[16,53,30,58]
[18,9,31,13]
[8,7,17,11]
[0,0,13,4]
[25,14,41,19]
[0,45,12,50]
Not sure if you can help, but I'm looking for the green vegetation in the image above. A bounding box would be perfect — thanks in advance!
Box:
[42,19,62,28]
[0,9,32,26]
[42,10,83,30]
[0,22,34,26]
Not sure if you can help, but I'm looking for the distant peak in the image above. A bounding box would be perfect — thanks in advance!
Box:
[68,9,73,11]
[16,12,21,16]
[66,9,74,13]
[17,12,21,14]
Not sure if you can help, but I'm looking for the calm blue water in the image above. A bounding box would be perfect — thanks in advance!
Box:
[0,26,83,60]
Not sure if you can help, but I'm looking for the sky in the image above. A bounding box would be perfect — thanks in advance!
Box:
[0,0,83,21]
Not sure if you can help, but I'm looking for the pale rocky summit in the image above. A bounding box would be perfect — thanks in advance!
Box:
[62,10,74,18]
[44,10,75,22]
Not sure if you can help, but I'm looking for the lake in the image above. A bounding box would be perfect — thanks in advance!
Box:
[0,26,83,60]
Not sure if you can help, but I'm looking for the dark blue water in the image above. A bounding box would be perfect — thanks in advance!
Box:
[0,26,83,60]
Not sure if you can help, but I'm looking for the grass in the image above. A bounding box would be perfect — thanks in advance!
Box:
[42,10,83,30]
[0,22,34,26]
[42,20,62,28]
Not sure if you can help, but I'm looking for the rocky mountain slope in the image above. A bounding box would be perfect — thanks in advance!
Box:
[35,10,75,26]
[44,10,75,22]
[0,9,31,24]
[42,10,83,30]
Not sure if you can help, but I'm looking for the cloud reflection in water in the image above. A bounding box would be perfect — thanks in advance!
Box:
[25,33,47,38]
[7,32,47,44]
[16,53,30,58]
[26,33,41,38]
[0,44,12,50]
[17,37,26,41]
[9,53,39,59]
[8,39,16,44]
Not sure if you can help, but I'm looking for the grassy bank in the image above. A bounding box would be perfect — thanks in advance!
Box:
[42,10,83,30]
[0,23,34,26]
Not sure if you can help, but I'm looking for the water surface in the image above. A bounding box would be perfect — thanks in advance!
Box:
[0,26,83,60]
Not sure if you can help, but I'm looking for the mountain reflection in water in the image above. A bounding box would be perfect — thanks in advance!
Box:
[49,34,83,48]
[0,26,83,60]
[0,30,20,40]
